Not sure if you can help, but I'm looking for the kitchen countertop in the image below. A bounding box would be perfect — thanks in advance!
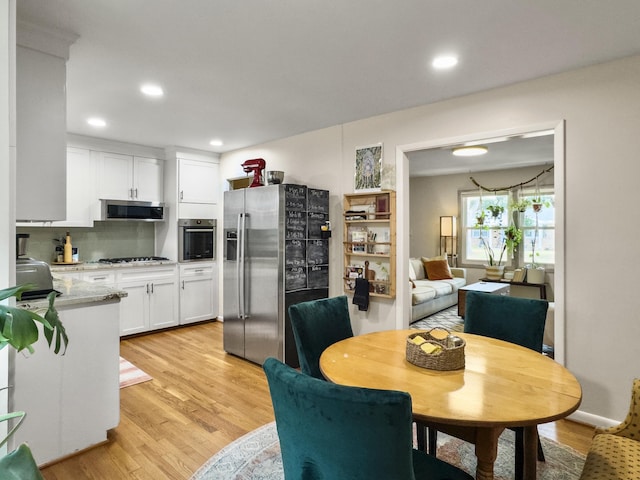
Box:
[50,260,177,273]
[17,276,128,311]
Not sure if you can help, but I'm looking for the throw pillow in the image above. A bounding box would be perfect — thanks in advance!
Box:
[421,255,453,280]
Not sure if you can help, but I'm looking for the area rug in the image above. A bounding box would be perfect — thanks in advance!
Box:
[190,422,585,480]
[411,305,464,332]
[119,356,152,388]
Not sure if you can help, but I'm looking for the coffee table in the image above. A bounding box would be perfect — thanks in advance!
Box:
[458,281,510,317]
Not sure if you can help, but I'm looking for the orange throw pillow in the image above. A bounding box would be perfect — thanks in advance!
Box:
[422,258,453,280]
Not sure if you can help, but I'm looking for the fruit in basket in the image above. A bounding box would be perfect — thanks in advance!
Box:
[420,342,442,355]
[411,335,427,346]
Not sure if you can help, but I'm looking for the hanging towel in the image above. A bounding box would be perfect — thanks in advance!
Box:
[352,278,370,311]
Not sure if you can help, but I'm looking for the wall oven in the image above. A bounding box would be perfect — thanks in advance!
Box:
[178,219,216,262]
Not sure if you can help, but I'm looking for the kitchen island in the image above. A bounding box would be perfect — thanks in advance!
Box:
[11,278,127,466]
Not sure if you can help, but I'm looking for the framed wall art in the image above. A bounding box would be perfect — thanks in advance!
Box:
[354,143,382,191]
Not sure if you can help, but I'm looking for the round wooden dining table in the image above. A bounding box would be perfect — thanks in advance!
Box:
[319,329,582,480]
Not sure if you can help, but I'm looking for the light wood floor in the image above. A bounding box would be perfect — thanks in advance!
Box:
[41,321,594,479]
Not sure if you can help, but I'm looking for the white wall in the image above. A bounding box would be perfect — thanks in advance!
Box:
[221,54,640,423]
[0,0,15,453]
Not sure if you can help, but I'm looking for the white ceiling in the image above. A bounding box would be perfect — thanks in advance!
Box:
[16,1,640,155]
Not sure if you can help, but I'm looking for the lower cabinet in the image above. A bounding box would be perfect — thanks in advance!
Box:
[118,266,178,336]
[179,262,218,325]
[11,300,120,466]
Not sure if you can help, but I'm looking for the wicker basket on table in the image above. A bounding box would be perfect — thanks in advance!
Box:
[406,328,465,371]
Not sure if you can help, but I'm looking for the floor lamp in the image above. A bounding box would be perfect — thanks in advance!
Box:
[440,216,457,267]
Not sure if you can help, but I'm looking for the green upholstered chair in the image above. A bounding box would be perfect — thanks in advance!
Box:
[464,291,549,480]
[288,295,354,379]
[263,357,474,480]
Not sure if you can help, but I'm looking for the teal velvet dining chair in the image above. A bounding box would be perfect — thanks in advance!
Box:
[464,290,549,480]
[288,295,354,379]
[263,357,474,480]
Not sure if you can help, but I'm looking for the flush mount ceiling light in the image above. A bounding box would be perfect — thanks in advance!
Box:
[209,139,223,147]
[452,146,488,157]
[140,83,164,97]
[432,55,458,70]
[86,117,107,127]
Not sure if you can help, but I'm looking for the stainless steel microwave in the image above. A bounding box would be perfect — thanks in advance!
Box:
[101,199,165,222]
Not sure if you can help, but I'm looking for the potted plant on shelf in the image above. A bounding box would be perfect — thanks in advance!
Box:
[0,284,68,479]
[480,234,507,280]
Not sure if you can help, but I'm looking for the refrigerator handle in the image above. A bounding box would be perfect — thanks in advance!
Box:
[237,213,244,319]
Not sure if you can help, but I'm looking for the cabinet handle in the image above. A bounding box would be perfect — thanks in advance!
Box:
[93,276,106,281]
[146,283,149,294]
[181,280,185,289]
[134,188,138,198]
[151,283,154,294]
[195,269,203,273]
[180,190,184,200]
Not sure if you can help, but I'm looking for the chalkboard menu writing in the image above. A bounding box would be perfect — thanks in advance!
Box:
[284,184,307,211]
[307,239,328,266]
[285,240,306,267]
[284,184,330,292]
[308,265,329,288]
[285,210,306,239]
[285,267,307,291]
[308,188,329,213]
[307,212,328,239]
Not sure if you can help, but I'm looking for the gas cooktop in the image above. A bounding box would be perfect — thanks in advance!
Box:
[97,256,170,264]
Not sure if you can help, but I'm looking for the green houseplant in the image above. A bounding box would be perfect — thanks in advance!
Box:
[0,284,68,479]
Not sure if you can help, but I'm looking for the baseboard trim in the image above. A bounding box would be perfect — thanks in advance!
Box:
[568,409,618,428]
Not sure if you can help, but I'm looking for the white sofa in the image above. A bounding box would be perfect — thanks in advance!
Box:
[409,257,467,323]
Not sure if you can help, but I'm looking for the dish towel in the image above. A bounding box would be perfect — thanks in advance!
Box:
[352,278,370,311]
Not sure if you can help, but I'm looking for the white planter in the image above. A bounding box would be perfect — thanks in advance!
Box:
[485,265,505,280]
[526,267,545,284]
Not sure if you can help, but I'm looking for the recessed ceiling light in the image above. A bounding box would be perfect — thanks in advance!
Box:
[432,55,458,70]
[209,139,223,147]
[87,117,107,127]
[140,83,164,97]
[452,146,488,157]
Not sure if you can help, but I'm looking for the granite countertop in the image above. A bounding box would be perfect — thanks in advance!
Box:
[18,277,128,311]
[50,260,177,273]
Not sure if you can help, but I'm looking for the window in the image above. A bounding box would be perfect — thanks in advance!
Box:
[460,192,510,266]
[518,187,555,267]
[460,187,555,268]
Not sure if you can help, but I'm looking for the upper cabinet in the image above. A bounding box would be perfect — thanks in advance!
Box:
[15,24,77,221]
[50,148,98,227]
[98,152,164,203]
[178,158,219,204]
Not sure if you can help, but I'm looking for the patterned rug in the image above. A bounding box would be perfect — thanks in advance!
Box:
[190,422,586,480]
[411,305,464,332]
[119,356,152,388]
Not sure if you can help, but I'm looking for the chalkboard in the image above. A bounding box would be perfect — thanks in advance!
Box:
[285,240,306,267]
[307,188,329,213]
[307,212,328,239]
[285,210,306,239]
[308,265,329,288]
[284,184,307,211]
[285,267,307,291]
[307,239,328,266]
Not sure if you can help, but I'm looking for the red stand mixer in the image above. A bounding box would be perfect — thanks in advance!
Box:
[241,158,266,187]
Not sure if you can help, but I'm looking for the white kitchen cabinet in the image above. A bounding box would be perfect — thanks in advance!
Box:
[118,266,178,336]
[16,45,68,221]
[11,300,120,466]
[50,147,98,227]
[98,152,164,202]
[82,270,116,285]
[178,158,219,204]
[179,262,218,325]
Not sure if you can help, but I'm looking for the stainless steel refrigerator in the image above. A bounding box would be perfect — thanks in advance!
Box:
[223,184,329,366]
